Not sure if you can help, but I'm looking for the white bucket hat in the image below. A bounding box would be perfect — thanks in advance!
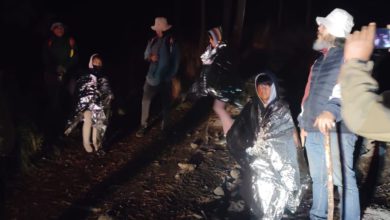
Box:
[151,17,172,32]
[316,8,354,38]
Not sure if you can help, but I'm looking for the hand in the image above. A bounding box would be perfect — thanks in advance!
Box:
[300,128,307,147]
[314,111,335,135]
[344,22,376,62]
[149,54,159,62]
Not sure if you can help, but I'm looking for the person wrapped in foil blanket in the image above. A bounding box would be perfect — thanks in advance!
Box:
[227,72,309,219]
[189,27,244,107]
[64,54,113,151]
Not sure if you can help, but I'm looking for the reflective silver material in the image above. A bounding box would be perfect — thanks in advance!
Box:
[188,39,244,107]
[64,73,113,148]
[246,106,301,219]
[227,72,310,220]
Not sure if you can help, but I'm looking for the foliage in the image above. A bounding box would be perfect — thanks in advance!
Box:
[17,122,44,174]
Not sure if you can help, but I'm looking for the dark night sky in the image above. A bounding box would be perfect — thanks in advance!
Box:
[1,0,388,68]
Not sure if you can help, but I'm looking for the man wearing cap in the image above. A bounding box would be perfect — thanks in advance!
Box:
[136,17,180,137]
[297,8,360,219]
[42,22,79,146]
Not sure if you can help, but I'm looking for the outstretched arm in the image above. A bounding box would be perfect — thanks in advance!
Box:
[340,23,390,142]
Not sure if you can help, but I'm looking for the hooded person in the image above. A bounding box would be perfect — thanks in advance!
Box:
[195,27,242,104]
[64,54,114,152]
[189,26,243,139]
[227,72,307,219]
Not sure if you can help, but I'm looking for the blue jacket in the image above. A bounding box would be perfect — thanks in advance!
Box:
[299,47,351,133]
[144,32,180,86]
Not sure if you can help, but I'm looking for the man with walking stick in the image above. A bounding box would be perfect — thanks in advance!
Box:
[298,8,360,220]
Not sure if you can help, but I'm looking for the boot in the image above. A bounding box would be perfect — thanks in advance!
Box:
[82,111,93,153]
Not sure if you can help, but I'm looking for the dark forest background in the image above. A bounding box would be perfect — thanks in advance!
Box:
[0,0,389,183]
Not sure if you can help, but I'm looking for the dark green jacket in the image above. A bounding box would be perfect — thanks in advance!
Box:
[43,35,79,74]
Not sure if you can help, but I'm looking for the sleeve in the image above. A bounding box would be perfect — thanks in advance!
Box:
[323,59,344,122]
[340,59,390,142]
[324,87,342,122]
[167,39,180,78]
[144,38,153,61]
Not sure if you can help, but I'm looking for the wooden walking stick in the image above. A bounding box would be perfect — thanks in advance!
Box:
[324,131,334,220]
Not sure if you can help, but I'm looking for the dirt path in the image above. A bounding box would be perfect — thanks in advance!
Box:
[4,97,390,220]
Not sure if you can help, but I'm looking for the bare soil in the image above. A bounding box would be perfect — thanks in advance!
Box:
[4,98,390,220]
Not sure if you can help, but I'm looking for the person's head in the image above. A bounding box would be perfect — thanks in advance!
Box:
[151,17,172,37]
[255,73,277,107]
[89,54,103,69]
[313,8,354,51]
[208,27,223,48]
[50,22,65,37]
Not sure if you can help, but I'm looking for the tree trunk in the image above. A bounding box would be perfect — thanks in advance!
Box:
[222,0,233,41]
[306,0,312,27]
[231,0,247,53]
[199,0,206,51]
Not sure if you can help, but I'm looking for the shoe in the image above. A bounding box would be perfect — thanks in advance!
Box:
[136,125,147,138]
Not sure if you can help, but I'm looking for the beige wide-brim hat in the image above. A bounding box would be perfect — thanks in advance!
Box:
[151,17,172,32]
[316,8,354,38]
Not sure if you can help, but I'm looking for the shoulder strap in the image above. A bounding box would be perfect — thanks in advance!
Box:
[69,37,75,48]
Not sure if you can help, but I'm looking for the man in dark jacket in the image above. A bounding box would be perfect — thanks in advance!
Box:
[227,72,304,219]
[42,22,79,145]
[298,8,359,220]
[136,17,180,137]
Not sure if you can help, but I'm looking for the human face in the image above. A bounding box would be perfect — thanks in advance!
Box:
[52,26,65,37]
[257,83,271,105]
[92,57,102,67]
[313,24,335,51]
[155,30,163,37]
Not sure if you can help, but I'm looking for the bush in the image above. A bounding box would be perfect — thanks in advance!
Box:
[17,122,44,174]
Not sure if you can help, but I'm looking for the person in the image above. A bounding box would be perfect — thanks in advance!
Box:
[339,22,390,142]
[227,72,305,219]
[298,8,359,220]
[43,22,79,97]
[193,27,242,140]
[42,22,79,146]
[136,17,180,138]
[64,54,113,153]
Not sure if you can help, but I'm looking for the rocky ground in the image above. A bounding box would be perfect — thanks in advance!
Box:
[4,98,390,220]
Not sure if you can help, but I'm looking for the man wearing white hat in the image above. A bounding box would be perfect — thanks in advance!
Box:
[136,17,180,137]
[297,8,360,219]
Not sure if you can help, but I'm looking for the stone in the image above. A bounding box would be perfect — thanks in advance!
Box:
[230,169,240,179]
[213,186,224,196]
